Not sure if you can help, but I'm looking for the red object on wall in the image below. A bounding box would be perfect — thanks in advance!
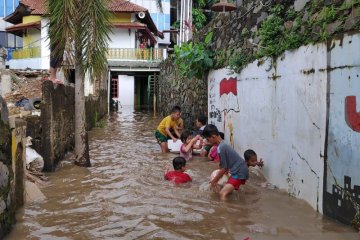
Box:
[220,77,237,96]
[345,96,360,132]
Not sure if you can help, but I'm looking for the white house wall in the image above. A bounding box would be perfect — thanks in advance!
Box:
[117,75,134,106]
[208,43,329,212]
[108,28,135,49]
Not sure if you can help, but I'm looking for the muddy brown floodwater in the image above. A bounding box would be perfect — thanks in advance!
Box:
[5,109,360,240]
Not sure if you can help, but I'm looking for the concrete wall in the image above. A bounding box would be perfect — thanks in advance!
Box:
[207,33,360,217]
[323,33,360,226]
[25,80,108,171]
[40,81,75,171]
[85,89,108,130]
[0,96,15,238]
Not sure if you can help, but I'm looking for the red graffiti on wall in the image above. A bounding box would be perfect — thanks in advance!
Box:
[220,77,237,96]
[345,96,360,132]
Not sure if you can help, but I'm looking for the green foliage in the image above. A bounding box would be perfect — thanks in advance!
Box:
[194,0,206,8]
[172,20,180,29]
[193,8,207,31]
[258,14,284,57]
[174,32,214,79]
[286,9,297,20]
[229,52,254,73]
[320,6,337,23]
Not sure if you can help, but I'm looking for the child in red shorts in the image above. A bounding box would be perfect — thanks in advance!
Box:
[203,124,263,200]
[165,157,192,184]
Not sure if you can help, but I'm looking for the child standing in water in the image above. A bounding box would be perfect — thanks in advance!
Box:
[155,106,184,153]
[180,130,201,161]
[165,157,192,184]
[203,124,264,200]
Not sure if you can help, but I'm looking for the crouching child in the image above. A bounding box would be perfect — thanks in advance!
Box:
[203,124,263,200]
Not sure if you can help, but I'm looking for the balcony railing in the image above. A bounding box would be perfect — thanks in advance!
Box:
[9,47,165,62]
[107,48,164,61]
[11,47,41,59]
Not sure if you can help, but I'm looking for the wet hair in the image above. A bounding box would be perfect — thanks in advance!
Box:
[173,157,186,170]
[219,132,225,140]
[244,149,257,161]
[171,106,181,113]
[180,130,192,143]
[197,115,207,126]
[202,124,219,138]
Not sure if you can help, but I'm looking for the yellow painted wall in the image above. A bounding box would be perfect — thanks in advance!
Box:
[110,13,131,23]
[22,15,41,24]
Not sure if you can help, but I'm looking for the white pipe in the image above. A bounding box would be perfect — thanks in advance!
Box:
[179,0,183,45]
[186,0,190,42]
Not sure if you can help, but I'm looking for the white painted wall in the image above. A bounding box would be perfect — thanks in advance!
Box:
[116,75,134,106]
[40,18,50,70]
[108,28,135,49]
[208,43,329,212]
[326,34,360,196]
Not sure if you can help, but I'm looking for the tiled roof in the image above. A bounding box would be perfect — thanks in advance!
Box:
[108,0,147,12]
[20,0,47,15]
[20,0,147,15]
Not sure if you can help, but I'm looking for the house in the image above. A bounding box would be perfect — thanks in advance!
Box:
[0,0,22,51]
[4,0,171,109]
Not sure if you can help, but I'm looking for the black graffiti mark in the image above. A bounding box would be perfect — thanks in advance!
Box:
[209,108,222,122]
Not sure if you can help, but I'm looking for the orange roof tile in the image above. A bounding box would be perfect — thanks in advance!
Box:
[20,0,47,15]
[20,0,148,15]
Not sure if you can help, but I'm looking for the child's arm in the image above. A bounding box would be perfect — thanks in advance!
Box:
[182,135,200,153]
[257,158,264,168]
[208,146,215,161]
[165,127,178,142]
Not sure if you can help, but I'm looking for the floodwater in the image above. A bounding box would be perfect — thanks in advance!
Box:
[6,109,360,240]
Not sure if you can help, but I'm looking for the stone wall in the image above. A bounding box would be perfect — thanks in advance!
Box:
[25,81,108,171]
[0,96,15,238]
[85,89,108,130]
[158,60,208,129]
[195,0,360,70]
[40,81,75,171]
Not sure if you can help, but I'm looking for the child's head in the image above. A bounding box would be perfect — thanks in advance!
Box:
[202,124,220,144]
[170,106,181,120]
[219,132,225,140]
[173,157,186,171]
[196,115,207,128]
[244,149,258,167]
[180,130,192,144]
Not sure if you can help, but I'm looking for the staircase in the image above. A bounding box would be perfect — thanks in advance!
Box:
[147,74,157,111]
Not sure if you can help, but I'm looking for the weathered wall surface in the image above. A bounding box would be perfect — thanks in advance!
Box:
[323,34,360,227]
[26,81,108,171]
[85,89,108,130]
[208,33,360,222]
[0,96,15,238]
[158,60,208,129]
[41,81,75,171]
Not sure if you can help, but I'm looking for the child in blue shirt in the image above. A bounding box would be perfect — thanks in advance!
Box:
[203,124,264,200]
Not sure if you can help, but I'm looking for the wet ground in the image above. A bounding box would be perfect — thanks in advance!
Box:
[6,109,360,240]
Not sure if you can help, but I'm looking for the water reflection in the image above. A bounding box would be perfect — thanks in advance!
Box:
[6,109,359,240]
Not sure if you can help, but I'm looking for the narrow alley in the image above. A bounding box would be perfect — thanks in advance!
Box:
[5,109,359,240]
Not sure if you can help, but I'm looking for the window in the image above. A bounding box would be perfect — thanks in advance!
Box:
[111,78,118,98]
